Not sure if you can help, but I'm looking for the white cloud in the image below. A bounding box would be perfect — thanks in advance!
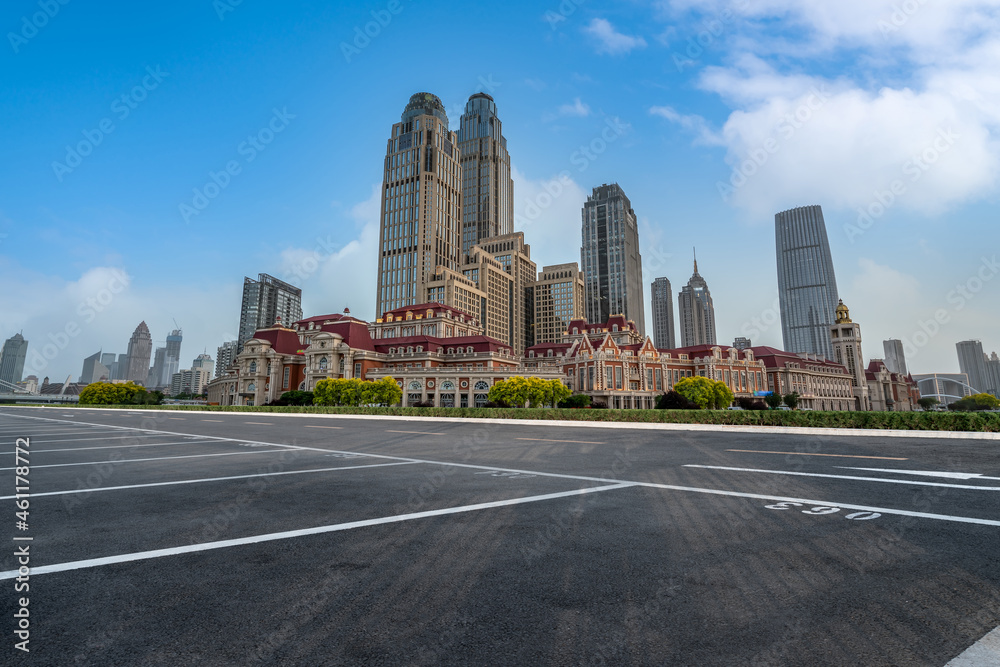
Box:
[511,165,588,271]
[583,18,648,55]
[557,98,591,117]
[649,105,722,145]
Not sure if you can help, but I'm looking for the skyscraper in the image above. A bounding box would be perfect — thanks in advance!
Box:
[986,352,1000,397]
[957,340,990,394]
[0,333,29,386]
[883,339,908,377]
[831,300,869,411]
[532,263,585,345]
[375,92,463,316]
[581,183,645,335]
[651,277,676,349]
[124,322,153,385]
[238,274,303,352]
[458,93,512,255]
[677,255,716,347]
[164,329,183,385]
[149,347,167,388]
[81,351,110,384]
[216,340,238,378]
[775,205,840,360]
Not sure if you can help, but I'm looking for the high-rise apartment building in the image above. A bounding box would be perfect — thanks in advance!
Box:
[80,351,110,384]
[957,340,994,395]
[375,92,463,316]
[238,274,303,352]
[581,183,644,335]
[124,322,153,385]
[532,263,585,345]
[192,353,214,373]
[775,205,840,360]
[216,341,238,378]
[474,232,536,354]
[149,347,167,388]
[0,333,29,386]
[883,339,908,377]
[458,93,512,255]
[677,257,716,347]
[164,329,183,385]
[651,277,676,349]
[830,300,869,411]
[985,352,1000,397]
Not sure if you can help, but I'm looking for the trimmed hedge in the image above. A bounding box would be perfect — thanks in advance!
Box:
[53,405,1000,432]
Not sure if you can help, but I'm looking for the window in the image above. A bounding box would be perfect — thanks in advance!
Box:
[318,357,328,371]
[283,367,290,389]
[354,362,361,378]
[249,361,257,374]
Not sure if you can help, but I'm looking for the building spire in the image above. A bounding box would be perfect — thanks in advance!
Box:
[693,247,698,274]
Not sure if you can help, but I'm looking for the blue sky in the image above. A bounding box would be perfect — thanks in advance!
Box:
[2,0,999,382]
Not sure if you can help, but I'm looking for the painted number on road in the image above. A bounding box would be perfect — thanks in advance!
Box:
[765,502,880,521]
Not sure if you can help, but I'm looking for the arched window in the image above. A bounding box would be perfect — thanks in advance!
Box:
[474,381,490,391]
[416,346,423,352]
[408,380,422,391]
[318,356,328,371]
[613,325,619,332]
[247,383,256,392]
[467,346,474,354]
[249,361,257,374]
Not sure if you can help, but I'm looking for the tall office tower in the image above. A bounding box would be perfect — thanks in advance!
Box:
[164,329,183,385]
[150,347,167,388]
[830,300,870,411]
[651,277,676,349]
[775,205,840,359]
[101,352,117,369]
[883,339,909,376]
[192,353,214,373]
[458,93,513,255]
[0,333,29,386]
[581,183,645,335]
[216,340,238,378]
[238,273,303,352]
[375,92,463,316]
[957,340,990,393]
[81,351,110,384]
[532,263,585,345]
[475,232,536,354]
[677,255,716,347]
[986,352,1000,397]
[124,322,153,385]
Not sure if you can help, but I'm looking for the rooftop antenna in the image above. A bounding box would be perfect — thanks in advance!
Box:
[693,247,698,274]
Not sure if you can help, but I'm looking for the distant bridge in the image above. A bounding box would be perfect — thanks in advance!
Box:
[0,393,79,404]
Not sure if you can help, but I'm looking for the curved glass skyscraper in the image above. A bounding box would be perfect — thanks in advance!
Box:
[775,205,840,360]
[458,92,512,255]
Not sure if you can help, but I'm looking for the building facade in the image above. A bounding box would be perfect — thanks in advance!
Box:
[775,205,840,360]
[170,369,212,396]
[532,263,586,345]
[830,300,870,411]
[216,341,238,378]
[0,333,29,386]
[956,340,997,395]
[124,322,153,385]
[581,183,645,335]
[913,373,975,405]
[80,351,110,385]
[651,277,676,349]
[474,232,536,354]
[677,257,716,347]
[238,274,303,352]
[751,346,857,411]
[458,93,513,254]
[375,93,463,316]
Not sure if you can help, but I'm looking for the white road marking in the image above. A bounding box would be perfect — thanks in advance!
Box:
[726,449,907,461]
[1,440,218,454]
[0,483,635,579]
[683,464,1000,491]
[305,425,342,430]
[517,437,606,445]
[0,461,419,501]
[386,430,446,436]
[0,450,289,471]
[1,434,187,445]
[841,467,1000,481]
[946,625,1000,666]
[201,420,224,423]
[245,422,273,426]
[0,429,126,437]
[5,412,1000,528]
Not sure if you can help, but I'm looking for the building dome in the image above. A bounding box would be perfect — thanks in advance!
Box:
[835,299,852,324]
[401,92,449,127]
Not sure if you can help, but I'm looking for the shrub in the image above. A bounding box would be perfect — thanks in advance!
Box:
[313,377,402,407]
[488,377,572,408]
[764,392,782,410]
[559,394,592,409]
[658,391,699,410]
[79,382,161,405]
[783,392,801,410]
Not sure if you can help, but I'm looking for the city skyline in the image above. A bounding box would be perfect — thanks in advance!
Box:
[3,2,999,381]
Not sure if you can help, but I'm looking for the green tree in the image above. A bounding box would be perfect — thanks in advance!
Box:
[917,397,939,411]
[764,392,782,410]
[488,377,570,408]
[559,394,592,409]
[952,393,1000,411]
[713,382,735,410]
[783,392,801,410]
[79,382,147,405]
[675,376,719,409]
[313,378,401,407]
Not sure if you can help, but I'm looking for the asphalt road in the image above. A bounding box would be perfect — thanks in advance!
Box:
[1,406,998,666]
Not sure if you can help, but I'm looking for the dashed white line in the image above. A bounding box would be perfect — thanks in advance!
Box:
[683,464,1000,491]
[386,430,446,436]
[305,425,343,430]
[0,450,289,471]
[516,437,606,445]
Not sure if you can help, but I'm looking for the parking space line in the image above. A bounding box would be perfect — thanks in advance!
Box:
[516,437,606,445]
[201,420,224,423]
[0,461,420,501]
[0,450,290,471]
[0,440,218,454]
[6,434,188,445]
[168,418,186,421]
[726,449,907,461]
[387,430,446,436]
[305,425,343,429]
[683,464,1000,491]
[0,483,635,580]
[245,422,273,426]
